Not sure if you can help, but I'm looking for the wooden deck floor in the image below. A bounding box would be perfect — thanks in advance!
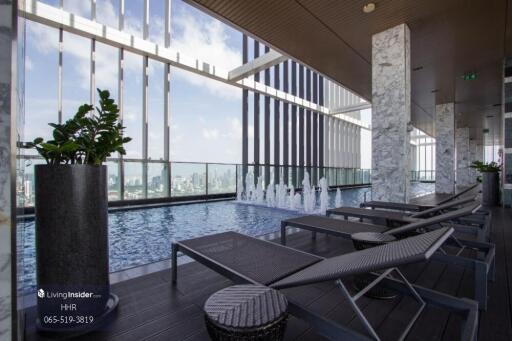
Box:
[23,207,512,340]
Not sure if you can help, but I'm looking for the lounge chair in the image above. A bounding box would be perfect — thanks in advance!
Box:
[172,228,478,341]
[326,197,491,242]
[361,183,480,211]
[281,203,495,310]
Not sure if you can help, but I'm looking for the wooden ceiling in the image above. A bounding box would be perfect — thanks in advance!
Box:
[187,0,512,142]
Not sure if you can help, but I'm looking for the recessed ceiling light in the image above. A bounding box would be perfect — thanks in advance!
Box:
[492,103,501,107]
[413,66,424,71]
[431,89,439,93]
[362,3,376,13]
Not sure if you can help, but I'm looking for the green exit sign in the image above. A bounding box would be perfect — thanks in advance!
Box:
[483,128,490,134]
[462,72,478,81]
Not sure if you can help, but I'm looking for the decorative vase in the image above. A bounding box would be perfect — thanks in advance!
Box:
[35,164,118,334]
[481,171,499,206]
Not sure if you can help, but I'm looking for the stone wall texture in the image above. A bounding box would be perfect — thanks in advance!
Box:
[456,127,474,187]
[0,1,14,339]
[435,103,455,194]
[371,23,411,202]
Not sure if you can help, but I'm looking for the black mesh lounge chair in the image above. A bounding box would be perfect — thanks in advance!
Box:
[282,203,495,310]
[172,228,478,341]
[361,183,480,211]
[409,183,480,207]
[327,197,491,242]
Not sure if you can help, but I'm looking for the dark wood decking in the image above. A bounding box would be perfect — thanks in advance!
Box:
[24,207,512,341]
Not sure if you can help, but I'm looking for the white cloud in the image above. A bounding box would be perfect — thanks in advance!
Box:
[25,56,33,71]
[224,117,242,140]
[171,11,242,99]
[63,0,90,18]
[96,0,118,28]
[202,128,220,140]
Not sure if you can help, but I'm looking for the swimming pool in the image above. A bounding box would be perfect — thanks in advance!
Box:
[19,183,434,293]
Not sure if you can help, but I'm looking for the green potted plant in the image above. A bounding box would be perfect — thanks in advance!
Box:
[470,160,501,206]
[22,89,130,333]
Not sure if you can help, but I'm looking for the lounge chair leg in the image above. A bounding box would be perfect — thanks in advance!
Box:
[312,231,317,240]
[337,268,426,341]
[336,280,381,340]
[171,243,178,285]
[475,262,488,310]
[280,222,287,245]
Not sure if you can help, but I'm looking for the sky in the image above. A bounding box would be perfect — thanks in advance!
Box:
[25,0,371,167]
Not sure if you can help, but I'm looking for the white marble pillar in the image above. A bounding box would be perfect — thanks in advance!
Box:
[435,103,455,194]
[0,1,15,339]
[456,127,473,187]
[469,139,479,181]
[371,24,411,202]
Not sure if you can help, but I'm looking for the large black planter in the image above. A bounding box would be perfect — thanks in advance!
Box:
[481,171,500,207]
[35,164,118,334]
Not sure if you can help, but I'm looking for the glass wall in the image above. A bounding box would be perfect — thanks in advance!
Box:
[171,163,206,196]
[124,161,144,199]
[208,164,237,194]
[24,21,58,151]
[107,161,121,201]
[19,0,372,208]
[95,41,119,104]
[147,162,168,198]
[123,52,143,159]
[62,31,90,120]
[147,59,165,161]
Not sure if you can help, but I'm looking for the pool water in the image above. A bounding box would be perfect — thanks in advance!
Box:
[19,183,434,293]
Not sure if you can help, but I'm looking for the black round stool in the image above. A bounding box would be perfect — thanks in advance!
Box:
[351,232,398,299]
[204,284,288,341]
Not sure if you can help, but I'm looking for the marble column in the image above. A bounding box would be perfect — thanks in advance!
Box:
[456,127,473,187]
[0,1,16,339]
[469,139,479,181]
[371,23,411,202]
[435,103,455,194]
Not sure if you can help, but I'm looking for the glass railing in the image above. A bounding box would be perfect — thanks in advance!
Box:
[411,170,436,182]
[17,156,371,207]
[240,164,371,190]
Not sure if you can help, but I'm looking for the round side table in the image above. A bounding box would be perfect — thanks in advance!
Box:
[204,284,288,341]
